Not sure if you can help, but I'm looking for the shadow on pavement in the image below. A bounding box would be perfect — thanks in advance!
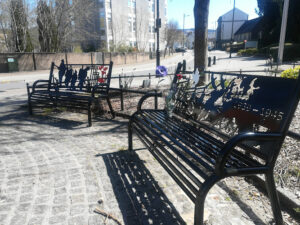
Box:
[98,150,186,225]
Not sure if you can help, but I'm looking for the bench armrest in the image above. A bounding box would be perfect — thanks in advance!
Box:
[91,84,109,96]
[215,132,283,176]
[30,80,50,93]
[137,92,162,111]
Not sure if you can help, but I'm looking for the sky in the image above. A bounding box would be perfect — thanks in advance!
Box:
[167,0,259,30]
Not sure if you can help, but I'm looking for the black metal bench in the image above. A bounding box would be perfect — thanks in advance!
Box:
[27,61,114,126]
[128,63,300,224]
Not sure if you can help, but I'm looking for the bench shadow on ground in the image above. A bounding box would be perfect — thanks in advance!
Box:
[0,101,128,145]
[97,150,186,225]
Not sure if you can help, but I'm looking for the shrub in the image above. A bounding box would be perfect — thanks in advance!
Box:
[237,48,258,56]
[270,43,300,61]
[280,66,300,79]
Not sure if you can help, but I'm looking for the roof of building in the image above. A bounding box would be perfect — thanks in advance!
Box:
[235,17,262,35]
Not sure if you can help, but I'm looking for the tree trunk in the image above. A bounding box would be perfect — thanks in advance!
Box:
[194,0,210,73]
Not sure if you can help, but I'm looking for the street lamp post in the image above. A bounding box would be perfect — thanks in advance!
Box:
[156,0,161,67]
[229,0,236,58]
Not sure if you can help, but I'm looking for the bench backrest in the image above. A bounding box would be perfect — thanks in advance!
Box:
[173,65,300,164]
[48,61,113,92]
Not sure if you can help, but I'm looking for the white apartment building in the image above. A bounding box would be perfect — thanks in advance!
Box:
[90,0,167,52]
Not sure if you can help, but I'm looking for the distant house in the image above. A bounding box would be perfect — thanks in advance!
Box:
[216,8,248,48]
[234,17,263,48]
[179,28,216,50]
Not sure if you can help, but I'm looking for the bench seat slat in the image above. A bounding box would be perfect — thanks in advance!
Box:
[152,111,263,169]
[141,110,263,170]
[144,111,219,168]
[136,113,216,174]
[133,120,203,186]
[134,130,197,202]
[133,115,212,178]
[134,124,199,201]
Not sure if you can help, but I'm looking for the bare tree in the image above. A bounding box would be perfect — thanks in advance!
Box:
[0,0,11,52]
[194,0,210,72]
[111,8,128,50]
[135,1,150,52]
[35,0,100,52]
[0,0,33,52]
[165,20,181,50]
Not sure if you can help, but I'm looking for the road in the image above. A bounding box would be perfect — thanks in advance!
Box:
[0,51,194,91]
[0,50,295,91]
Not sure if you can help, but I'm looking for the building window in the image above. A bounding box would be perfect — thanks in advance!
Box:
[100,30,106,36]
[100,11,105,18]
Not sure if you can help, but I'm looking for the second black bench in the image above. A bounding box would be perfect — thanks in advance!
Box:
[128,64,300,224]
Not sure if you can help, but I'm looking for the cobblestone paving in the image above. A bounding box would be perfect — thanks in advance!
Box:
[0,89,268,225]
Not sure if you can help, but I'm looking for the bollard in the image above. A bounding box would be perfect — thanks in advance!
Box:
[183,60,186,72]
[119,74,122,89]
[213,56,216,65]
[120,88,124,111]
[208,57,211,67]
[155,90,158,109]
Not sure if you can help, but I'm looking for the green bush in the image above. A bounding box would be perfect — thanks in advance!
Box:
[237,48,258,56]
[280,66,300,79]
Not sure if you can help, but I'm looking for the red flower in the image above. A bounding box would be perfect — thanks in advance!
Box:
[98,66,104,70]
[176,74,183,80]
[98,78,105,83]
[101,71,107,75]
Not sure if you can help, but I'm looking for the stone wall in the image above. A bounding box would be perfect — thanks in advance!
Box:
[0,52,153,72]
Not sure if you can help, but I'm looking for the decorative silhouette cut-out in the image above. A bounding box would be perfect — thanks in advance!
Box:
[78,67,90,91]
[64,68,73,87]
[70,70,78,90]
[58,59,66,85]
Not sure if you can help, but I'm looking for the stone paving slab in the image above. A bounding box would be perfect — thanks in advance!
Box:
[0,88,269,225]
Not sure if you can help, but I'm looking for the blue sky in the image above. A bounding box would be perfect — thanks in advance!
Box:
[168,0,259,29]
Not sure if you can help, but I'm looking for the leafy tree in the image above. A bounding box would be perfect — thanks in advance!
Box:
[256,0,300,46]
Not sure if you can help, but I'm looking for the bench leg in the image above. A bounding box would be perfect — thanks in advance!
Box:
[265,172,283,225]
[88,101,92,127]
[106,97,115,119]
[128,120,133,151]
[195,176,219,225]
[28,100,33,115]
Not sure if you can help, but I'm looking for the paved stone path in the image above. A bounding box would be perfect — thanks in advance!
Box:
[0,88,273,225]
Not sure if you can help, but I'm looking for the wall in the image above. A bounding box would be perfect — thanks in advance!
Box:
[0,52,152,72]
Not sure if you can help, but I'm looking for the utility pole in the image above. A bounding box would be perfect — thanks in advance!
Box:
[182,14,190,48]
[229,0,236,58]
[277,0,290,65]
[183,14,185,47]
[156,0,161,67]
